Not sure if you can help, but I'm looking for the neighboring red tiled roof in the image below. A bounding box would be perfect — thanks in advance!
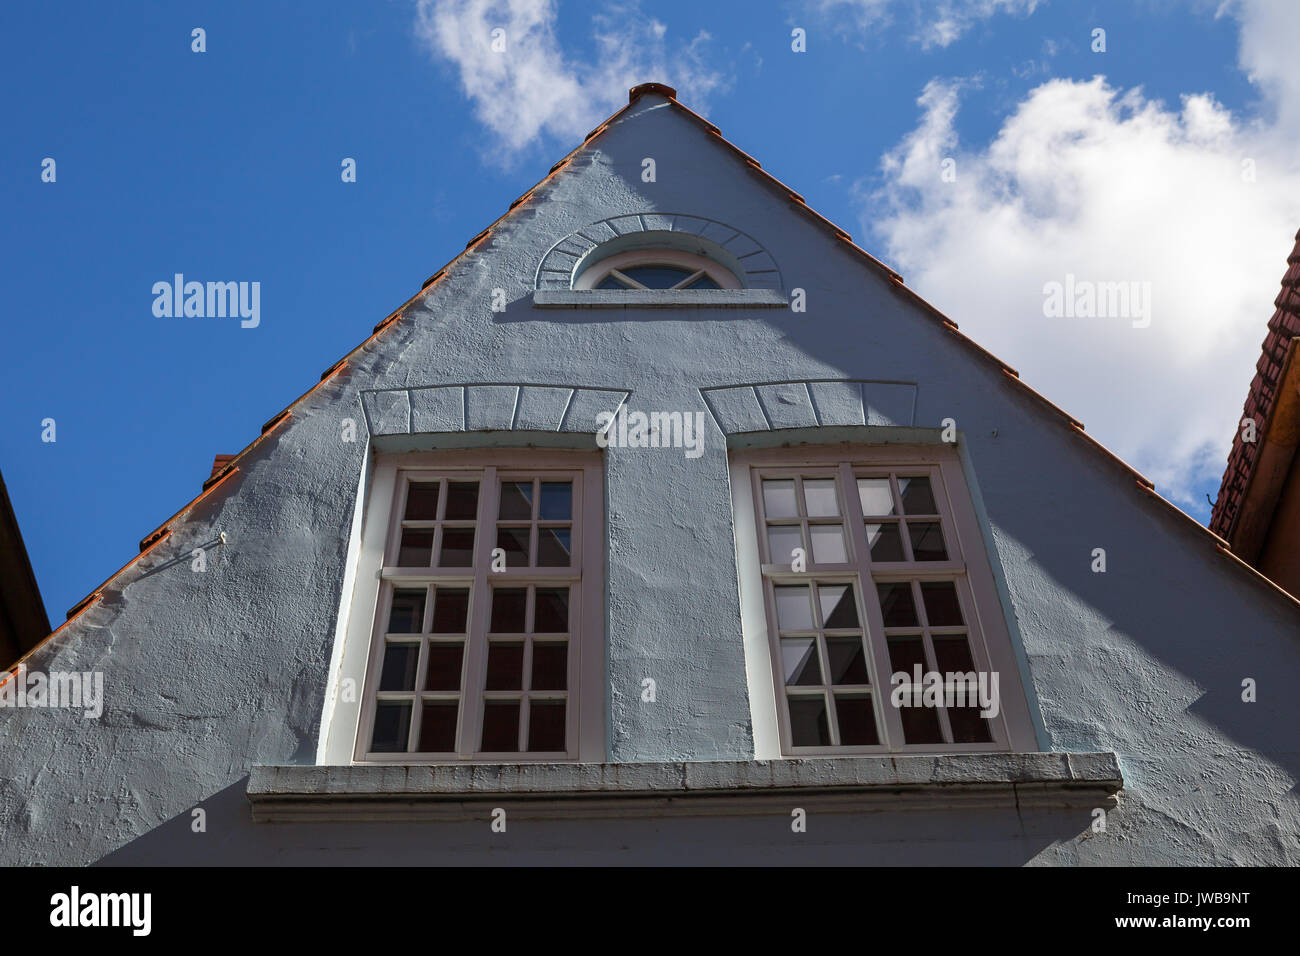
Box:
[1210,228,1300,539]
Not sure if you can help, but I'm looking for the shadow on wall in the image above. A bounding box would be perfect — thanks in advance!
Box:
[98,778,1094,865]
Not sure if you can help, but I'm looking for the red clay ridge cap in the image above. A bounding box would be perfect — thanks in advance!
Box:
[208,454,237,481]
[320,358,348,382]
[261,409,291,435]
[138,526,171,554]
[204,454,238,491]
[629,82,677,102]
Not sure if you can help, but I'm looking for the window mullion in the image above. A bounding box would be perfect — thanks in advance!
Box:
[842,461,903,751]
[459,466,497,756]
[671,269,706,290]
[610,269,648,290]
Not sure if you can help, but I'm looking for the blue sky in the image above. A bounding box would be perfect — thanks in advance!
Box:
[2,0,1297,624]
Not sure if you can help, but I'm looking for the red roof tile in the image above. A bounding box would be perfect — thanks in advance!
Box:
[208,454,236,482]
[1210,228,1300,538]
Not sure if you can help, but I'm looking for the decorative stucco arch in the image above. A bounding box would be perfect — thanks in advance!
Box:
[535,214,783,292]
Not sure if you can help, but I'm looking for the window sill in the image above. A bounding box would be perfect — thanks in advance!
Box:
[532,289,789,309]
[247,752,1122,822]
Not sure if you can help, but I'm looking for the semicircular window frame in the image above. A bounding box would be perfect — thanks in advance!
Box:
[573,249,743,291]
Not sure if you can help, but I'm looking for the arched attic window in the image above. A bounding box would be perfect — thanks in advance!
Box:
[574,248,742,291]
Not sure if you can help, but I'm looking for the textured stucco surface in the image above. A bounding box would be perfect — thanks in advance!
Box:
[2,94,1299,865]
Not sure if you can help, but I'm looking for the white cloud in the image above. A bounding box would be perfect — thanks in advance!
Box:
[413,0,727,156]
[866,0,1300,508]
[813,0,1040,49]
[1225,0,1300,132]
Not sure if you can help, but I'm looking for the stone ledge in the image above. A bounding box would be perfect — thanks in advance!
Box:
[247,753,1122,823]
[533,289,789,309]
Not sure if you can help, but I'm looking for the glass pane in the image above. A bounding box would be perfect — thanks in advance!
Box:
[430,588,469,633]
[898,476,938,515]
[781,638,822,686]
[536,527,572,566]
[490,588,527,632]
[762,479,798,518]
[533,588,569,633]
[595,274,627,290]
[398,530,433,567]
[900,706,944,745]
[438,528,475,567]
[921,582,964,626]
[685,273,721,289]
[835,695,879,745]
[877,582,919,627]
[803,479,839,517]
[809,525,847,564]
[887,635,928,677]
[909,522,947,561]
[767,525,803,565]
[857,478,895,516]
[865,522,905,561]
[531,642,568,690]
[424,642,464,691]
[371,701,411,753]
[417,701,458,752]
[496,526,530,567]
[619,264,695,289]
[948,706,993,743]
[818,585,859,629]
[933,636,976,674]
[379,643,419,691]
[480,700,520,752]
[404,482,440,520]
[387,589,426,633]
[787,695,831,746]
[498,481,533,519]
[444,481,479,520]
[527,700,566,752]
[539,482,572,520]
[774,585,814,631]
[826,637,869,684]
[485,642,524,690]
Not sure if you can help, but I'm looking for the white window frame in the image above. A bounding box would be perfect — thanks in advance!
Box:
[573,249,742,290]
[351,448,605,764]
[730,444,1038,757]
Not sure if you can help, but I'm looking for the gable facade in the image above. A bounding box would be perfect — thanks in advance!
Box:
[2,86,1298,866]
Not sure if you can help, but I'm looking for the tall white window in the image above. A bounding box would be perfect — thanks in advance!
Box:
[355,450,604,762]
[731,445,1037,756]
